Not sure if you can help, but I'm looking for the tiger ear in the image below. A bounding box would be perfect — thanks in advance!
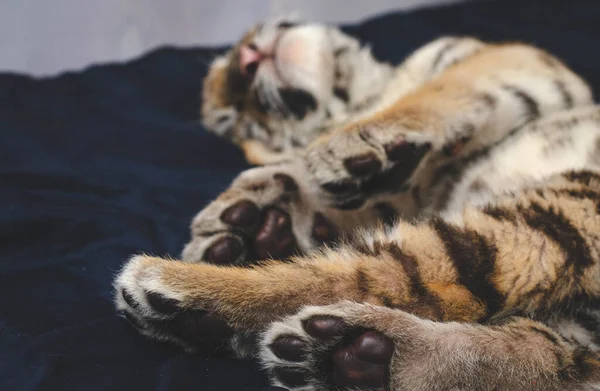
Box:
[201,53,238,138]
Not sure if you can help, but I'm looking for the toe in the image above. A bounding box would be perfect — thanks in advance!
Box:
[332,350,387,389]
[270,335,307,362]
[254,208,298,260]
[220,200,260,228]
[353,330,394,365]
[273,173,299,192]
[384,138,410,161]
[320,180,359,195]
[169,309,234,348]
[146,291,181,315]
[303,315,347,340]
[329,330,393,390]
[204,236,243,265]
[343,153,382,177]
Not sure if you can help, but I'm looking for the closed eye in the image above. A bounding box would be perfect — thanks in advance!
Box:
[216,114,232,125]
[277,21,299,29]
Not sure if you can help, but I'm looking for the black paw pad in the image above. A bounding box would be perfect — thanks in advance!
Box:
[385,139,431,165]
[146,292,181,315]
[254,208,298,260]
[311,212,338,244]
[303,315,347,340]
[220,200,260,228]
[274,173,299,192]
[343,153,382,177]
[331,330,394,389]
[172,310,233,342]
[273,367,310,388]
[204,236,243,265]
[351,330,394,364]
[336,197,366,211]
[321,180,359,195]
[270,335,306,362]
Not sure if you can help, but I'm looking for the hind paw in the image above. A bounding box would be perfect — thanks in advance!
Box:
[260,302,406,391]
[182,162,339,265]
[114,255,238,352]
[304,123,435,210]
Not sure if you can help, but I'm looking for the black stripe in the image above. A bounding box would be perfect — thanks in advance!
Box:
[558,347,597,382]
[432,218,504,317]
[482,205,517,223]
[573,311,600,347]
[564,170,600,187]
[502,84,540,121]
[519,202,594,276]
[385,243,443,319]
[556,188,600,213]
[431,39,460,73]
[554,80,574,109]
[356,267,370,296]
[386,244,429,298]
[486,310,529,326]
[529,325,561,346]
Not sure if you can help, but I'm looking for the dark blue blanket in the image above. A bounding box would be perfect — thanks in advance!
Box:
[2,1,599,390]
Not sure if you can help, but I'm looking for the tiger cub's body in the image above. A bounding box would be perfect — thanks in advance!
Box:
[116,22,600,390]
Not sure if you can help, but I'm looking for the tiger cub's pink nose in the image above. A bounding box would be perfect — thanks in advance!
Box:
[240,44,263,77]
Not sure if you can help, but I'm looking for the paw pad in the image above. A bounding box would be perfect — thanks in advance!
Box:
[204,236,243,265]
[220,200,260,228]
[270,335,307,362]
[385,140,431,166]
[146,291,180,314]
[254,208,298,260]
[304,315,348,339]
[265,313,394,391]
[343,153,382,177]
[274,173,299,192]
[168,309,233,345]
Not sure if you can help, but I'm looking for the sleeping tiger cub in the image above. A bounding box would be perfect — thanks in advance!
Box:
[116,21,600,390]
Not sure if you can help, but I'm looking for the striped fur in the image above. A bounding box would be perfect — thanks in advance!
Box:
[116,158,600,388]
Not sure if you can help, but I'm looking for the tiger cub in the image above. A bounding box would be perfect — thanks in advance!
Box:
[117,21,600,391]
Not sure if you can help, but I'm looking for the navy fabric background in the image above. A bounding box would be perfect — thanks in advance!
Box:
[2,1,600,390]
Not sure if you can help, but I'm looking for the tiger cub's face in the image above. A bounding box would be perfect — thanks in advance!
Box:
[201,21,391,163]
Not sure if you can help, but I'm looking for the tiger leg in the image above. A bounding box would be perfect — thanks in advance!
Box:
[304,42,592,210]
[115,173,600,356]
[261,301,600,391]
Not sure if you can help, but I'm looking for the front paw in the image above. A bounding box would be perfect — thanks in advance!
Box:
[114,255,240,353]
[182,163,339,265]
[305,124,432,210]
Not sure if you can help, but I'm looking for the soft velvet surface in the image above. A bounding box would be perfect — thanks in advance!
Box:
[2,1,600,390]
